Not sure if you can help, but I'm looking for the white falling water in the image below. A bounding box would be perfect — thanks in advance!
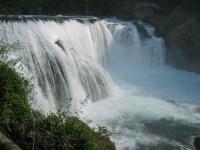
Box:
[0,19,115,112]
[1,17,200,150]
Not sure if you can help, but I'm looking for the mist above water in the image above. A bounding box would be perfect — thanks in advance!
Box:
[1,17,200,149]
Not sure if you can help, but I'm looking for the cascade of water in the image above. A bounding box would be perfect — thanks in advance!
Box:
[0,18,165,112]
[0,20,113,112]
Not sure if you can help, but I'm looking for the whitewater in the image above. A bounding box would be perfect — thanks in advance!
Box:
[0,16,200,149]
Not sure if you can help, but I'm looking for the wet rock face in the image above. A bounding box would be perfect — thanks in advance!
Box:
[151,4,200,73]
[134,22,151,39]
[165,16,200,73]
[193,137,200,150]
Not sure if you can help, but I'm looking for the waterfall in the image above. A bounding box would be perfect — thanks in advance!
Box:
[1,16,200,149]
[0,17,165,112]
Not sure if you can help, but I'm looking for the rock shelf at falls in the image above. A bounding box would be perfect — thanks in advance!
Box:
[1,16,200,150]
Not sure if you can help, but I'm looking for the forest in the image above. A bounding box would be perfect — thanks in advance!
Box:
[1,0,199,17]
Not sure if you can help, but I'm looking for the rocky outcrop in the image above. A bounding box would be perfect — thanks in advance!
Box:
[166,16,200,73]
[152,4,200,73]
[133,1,200,73]
[134,22,151,39]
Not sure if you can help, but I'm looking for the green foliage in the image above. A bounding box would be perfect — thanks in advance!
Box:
[0,0,136,17]
[0,43,115,149]
[97,126,110,138]
[30,113,97,150]
[0,0,200,18]
[94,126,115,150]
[0,0,199,19]
[0,43,30,124]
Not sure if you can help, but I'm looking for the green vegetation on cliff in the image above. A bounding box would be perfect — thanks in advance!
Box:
[0,43,115,150]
